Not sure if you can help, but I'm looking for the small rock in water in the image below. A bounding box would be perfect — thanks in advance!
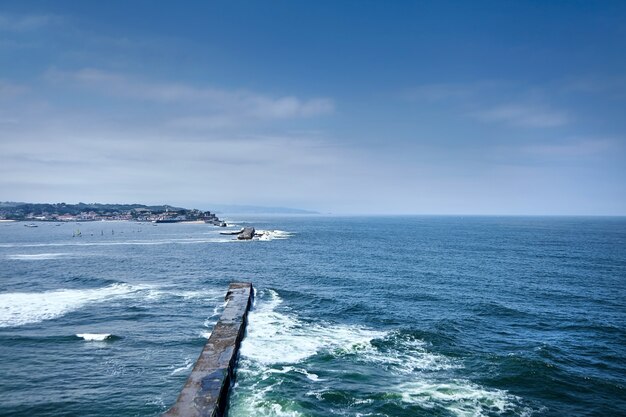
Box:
[237,227,255,240]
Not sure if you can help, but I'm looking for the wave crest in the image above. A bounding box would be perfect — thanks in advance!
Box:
[76,333,113,341]
[229,289,533,417]
[0,283,150,327]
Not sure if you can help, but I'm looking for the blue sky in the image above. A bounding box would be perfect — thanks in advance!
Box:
[1,1,625,214]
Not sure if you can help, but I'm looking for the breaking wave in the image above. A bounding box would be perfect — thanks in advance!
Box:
[256,230,294,241]
[0,237,234,249]
[0,283,221,328]
[0,284,150,328]
[396,379,526,417]
[76,333,113,341]
[240,290,383,365]
[7,253,75,260]
[229,290,532,417]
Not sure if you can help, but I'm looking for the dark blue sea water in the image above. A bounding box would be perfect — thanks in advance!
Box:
[0,216,624,417]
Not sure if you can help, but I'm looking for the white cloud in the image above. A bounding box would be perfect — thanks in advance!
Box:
[472,104,568,128]
[44,68,334,126]
[405,82,569,129]
[0,120,348,209]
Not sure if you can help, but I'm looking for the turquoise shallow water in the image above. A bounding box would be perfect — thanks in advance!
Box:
[0,216,624,416]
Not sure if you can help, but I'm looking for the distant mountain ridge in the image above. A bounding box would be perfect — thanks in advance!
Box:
[206,204,318,214]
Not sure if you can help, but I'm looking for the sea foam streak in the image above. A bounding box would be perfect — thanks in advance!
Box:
[76,333,112,341]
[0,283,223,328]
[353,334,460,373]
[256,230,293,241]
[397,380,522,417]
[229,290,532,417]
[0,237,233,249]
[170,357,194,375]
[0,283,149,327]
[7,253,74,260]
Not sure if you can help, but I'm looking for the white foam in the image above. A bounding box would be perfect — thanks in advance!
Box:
[170,357,194,375]
[229,384,304,417]
[7,253,73,260]
[256,230,294,241]
[239,289,384,365]
[76,333,111,341]
[230,290,380,416]
[0,237,234,249]
[397,379,525,417]
[354,335,459,373]
[199,301,226,338]
[0,283,150,327]
[145,288,222,301]
[230,290,532,417]
[261,366,324,382]
[303,370,320,381]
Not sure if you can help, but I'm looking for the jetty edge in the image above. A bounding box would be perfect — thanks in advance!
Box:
[162,282,254,417]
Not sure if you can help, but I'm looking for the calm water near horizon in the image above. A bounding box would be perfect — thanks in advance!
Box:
[0,216,624,417]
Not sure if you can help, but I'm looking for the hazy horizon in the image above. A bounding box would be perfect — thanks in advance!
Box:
[1,1,625,215]
[4,200,626,217]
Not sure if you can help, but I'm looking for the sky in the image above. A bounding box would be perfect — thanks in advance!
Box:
[1,1,625,215]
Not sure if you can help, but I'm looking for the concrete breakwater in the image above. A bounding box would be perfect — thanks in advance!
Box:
[163,282,254,417]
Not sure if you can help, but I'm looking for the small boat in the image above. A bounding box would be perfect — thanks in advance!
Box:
[24,223,38,228]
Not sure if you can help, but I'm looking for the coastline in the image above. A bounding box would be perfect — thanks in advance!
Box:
[4,219,215,224]
[0,203,226,225]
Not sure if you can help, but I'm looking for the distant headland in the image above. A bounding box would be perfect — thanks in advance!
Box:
[0,202,226,226]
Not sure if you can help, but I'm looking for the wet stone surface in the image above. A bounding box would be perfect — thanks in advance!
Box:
[163,282,253,417]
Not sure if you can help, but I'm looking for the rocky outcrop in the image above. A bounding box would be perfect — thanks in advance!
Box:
[237,227,255,240]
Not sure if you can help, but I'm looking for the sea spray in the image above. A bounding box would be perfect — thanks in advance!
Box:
[229,289,532,417]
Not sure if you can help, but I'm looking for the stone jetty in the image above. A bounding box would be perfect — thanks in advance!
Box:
[162,282,254,417]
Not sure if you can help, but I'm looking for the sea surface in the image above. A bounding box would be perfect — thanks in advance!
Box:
[0,216,624,417]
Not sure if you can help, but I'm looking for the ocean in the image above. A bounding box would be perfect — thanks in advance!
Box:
[0,216,624,417]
